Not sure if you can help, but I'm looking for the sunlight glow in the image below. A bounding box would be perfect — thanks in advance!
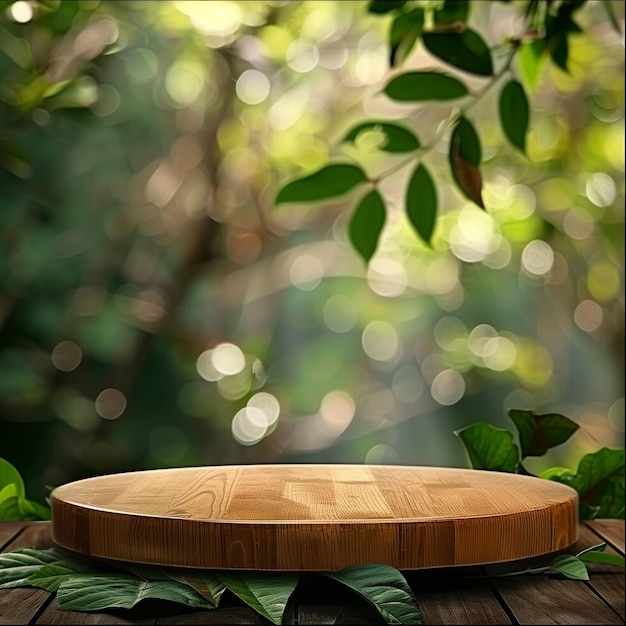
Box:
[430,369,465,406]
[574,299,603,332]
[9,1,33,23]
[212,343,246,376]
[521,240,554,276]
[362,320,400,362]
[51,341,83,372]
[236,69,270,105]
[95,388,127,420]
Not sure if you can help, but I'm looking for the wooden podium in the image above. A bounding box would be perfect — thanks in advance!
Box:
[51,464,578,571]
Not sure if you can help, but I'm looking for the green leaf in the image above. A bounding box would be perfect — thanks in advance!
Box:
[384,71,469,102]
[57,574,213,611]
[343,122,420,153]
[596,474,625,519]
[0,548,78,589]
[577,545,625,568]
[0,484,18,504]
[167,572,226,607]
[448,116,484,209]
[543,3,585,74]
[27,560,103,592]
[0,496,51,521]
[434,0,470,25]
[406,164,437,245]
[368,0,407,14]
[450,116,481,166]
[547,555,589,580]
[349,189,386,263]
[324,564,421,625]
[517,40,547,93]
[576,542,607,557]
[275,164,368,204]
[547,448,624,518]
[0,458,25,497]
[499,80,529,154]
[454,422,519,472]
[217,572,298,625]
[19,497,51,521]
[507,409,579,458]
[422,30,493,76]
[0,497,22,521]
[571,448,624,495]
[389,9,424,66]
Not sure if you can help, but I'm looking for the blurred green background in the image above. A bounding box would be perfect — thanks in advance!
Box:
[0,0,623,503]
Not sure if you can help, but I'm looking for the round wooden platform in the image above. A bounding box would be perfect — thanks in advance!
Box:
[50,464,578,571]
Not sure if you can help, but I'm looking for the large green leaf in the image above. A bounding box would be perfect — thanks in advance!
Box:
[547,555,589,580]
[389,9,424,66]
[406,164,437,245]
[349,189,386,263]
[573,448,624,496]
[217,572,298,625]
[422,30,493,76]
[56,574,213,611]
[0,548,79,589]
[275,164,367,204]
[343,122,420,153]
[27,560,104,592]
[547,448,625,519]
[0,458,25,497]
[454,422,519,472]
[384,71,468,102]
[448,116,484,209]
[507,409,579,459]
[499,80,529,154]
[324,564,421,625]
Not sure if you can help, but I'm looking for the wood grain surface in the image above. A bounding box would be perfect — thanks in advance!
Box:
[50,464,578,571]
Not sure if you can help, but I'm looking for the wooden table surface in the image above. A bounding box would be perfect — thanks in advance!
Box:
[1,519,624,625]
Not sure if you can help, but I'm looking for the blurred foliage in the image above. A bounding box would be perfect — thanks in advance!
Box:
[0,0,623,502]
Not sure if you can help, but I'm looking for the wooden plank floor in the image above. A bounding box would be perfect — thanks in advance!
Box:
[0,520,623,625]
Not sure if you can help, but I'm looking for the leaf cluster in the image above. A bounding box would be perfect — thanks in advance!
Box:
[0,458,50,522]
[0,548,421,624]
[274,0,620,262]
[455,409,625,520]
